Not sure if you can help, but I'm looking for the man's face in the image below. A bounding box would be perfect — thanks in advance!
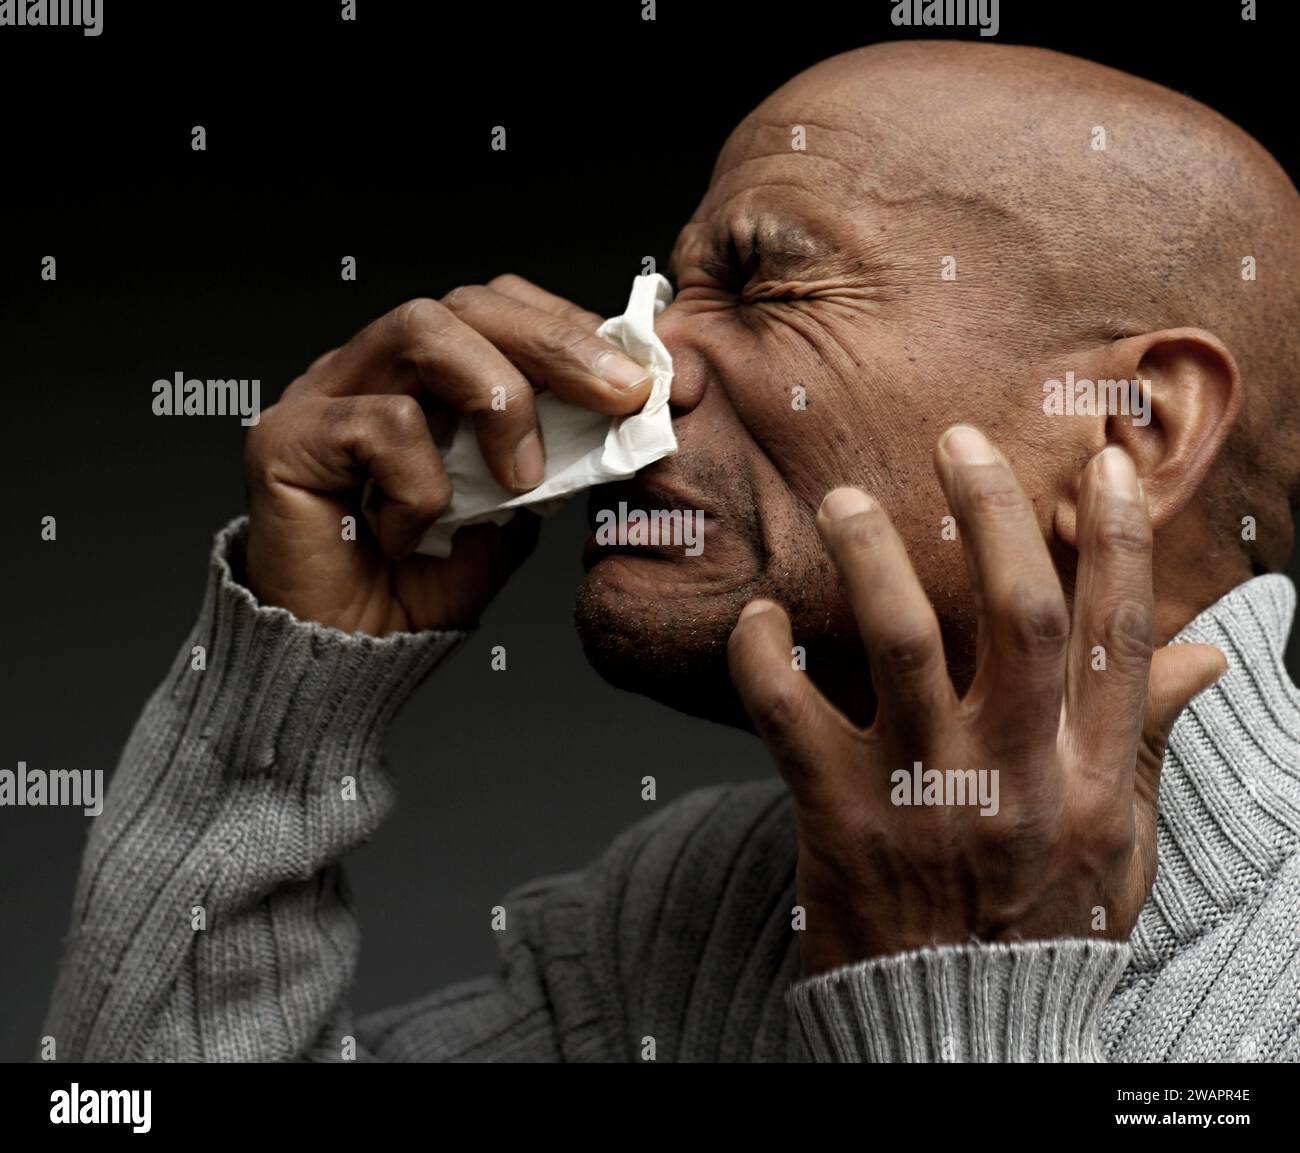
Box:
[575,55,1065,723]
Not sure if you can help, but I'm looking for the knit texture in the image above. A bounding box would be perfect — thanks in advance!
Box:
[42,518,1300,1061]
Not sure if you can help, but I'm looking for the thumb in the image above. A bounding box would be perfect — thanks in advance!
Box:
[1136,642,1228,804]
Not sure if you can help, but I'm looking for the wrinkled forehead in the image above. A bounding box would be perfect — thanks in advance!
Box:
[669,46,1125,285]
[668,83,954,280]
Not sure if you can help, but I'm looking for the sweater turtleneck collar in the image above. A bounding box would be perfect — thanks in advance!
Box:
[1130,573,1300,968]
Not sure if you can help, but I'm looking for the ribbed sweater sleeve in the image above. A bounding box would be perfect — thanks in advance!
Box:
[786,938,1131,1062]
[48,513,1281,1063]
[41,518,473,1061]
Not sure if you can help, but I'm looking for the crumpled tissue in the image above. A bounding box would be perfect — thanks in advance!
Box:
[414,273,677,557]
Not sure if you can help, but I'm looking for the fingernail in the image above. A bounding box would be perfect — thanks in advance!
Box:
[512,430,545,489]
[820,487,877,520]
[738,599,777,622]
[1098,446,1140,500]
[940,424,997,464]
[594,350,650,391]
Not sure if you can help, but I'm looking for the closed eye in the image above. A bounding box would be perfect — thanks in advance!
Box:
[698,235,750,291]
[697,245,806,302]
[741,280,804,303]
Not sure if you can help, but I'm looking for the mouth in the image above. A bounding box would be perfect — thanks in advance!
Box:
[582,476,713,571]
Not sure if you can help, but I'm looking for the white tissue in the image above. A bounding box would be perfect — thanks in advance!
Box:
[414,273,677,558]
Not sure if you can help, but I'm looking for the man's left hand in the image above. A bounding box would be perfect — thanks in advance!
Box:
[727,424,1227,976]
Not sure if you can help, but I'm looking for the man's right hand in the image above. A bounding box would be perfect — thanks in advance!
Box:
[244,275,652,634]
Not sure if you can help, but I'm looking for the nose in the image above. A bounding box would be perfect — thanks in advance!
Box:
[654,304,708,415]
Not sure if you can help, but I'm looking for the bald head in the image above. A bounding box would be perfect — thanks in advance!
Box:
[736,40,1300,566]
[580,40,1298,715]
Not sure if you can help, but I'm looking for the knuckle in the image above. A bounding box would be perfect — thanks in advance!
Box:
[244,402,278,454]
[306,346,339,374]
[1093,514,1152,562]
[1005,591,1070,654]
[281,368,316,399]
[243,403,296,491]
[440,283,487,312]
[377,394,428,441]
[878,626,939,676]
[970,799,1052,857]
[486,273,529,294]
[243,411,277,479]
[532,316,590,358]
[413,477,453,521]
[323,395,361,431]
[1101,600,1155,665]
[1086,808,1135,859]
[390,297,450,344]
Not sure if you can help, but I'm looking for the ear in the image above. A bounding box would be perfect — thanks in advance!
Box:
[1055,328,1241,547]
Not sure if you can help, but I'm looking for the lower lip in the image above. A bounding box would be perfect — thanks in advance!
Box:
[581,519,709,571]
[582,536,663,572]
[581,486,712,569]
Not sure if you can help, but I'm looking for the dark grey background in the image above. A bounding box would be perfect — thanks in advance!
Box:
[2,3,1296,1058]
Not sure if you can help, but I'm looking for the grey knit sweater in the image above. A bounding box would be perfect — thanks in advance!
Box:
[42,518,1300,1062]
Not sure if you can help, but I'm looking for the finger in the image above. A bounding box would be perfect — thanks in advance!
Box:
[307,346,341,375]
[934,424,1069,753]
[442,284,652,415]
[1130,641,1227,883]
[1136,641,1227,807]
[278,346,343,404]
[311,298,544,494]
[727,599,848,802]
[252,394,453,561]
[1066,446,1156,786]
[485,273,607,332]
[815,488,955,746]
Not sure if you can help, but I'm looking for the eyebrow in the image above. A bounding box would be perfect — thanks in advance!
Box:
[747,218,831,268]
[677,216,833,283]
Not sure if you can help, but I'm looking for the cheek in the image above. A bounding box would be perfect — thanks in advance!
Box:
[754,480,839,627]
[701,309,905,507]
[660,310,964,609]
[702,315,976,617]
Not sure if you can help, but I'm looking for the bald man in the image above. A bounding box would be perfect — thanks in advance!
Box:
[45,42,1300,1062]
